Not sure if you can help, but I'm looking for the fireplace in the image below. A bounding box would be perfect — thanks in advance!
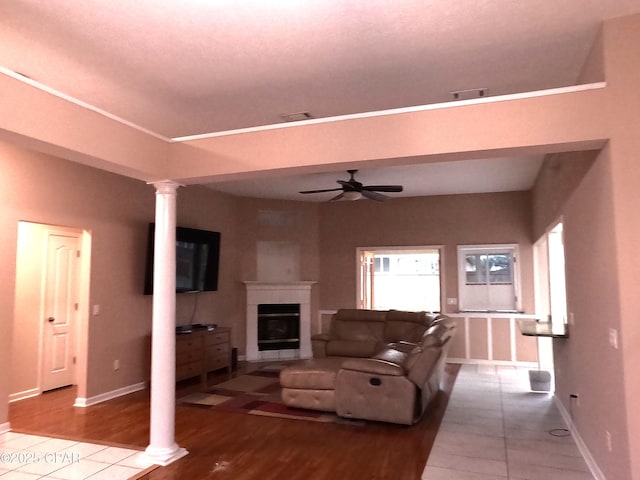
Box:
[257,304,300,351]
[244,281,314,361]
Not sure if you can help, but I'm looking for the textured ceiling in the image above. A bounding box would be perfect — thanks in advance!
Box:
[1,0,635,199]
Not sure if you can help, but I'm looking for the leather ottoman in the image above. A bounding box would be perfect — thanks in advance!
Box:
[279,357,348,412]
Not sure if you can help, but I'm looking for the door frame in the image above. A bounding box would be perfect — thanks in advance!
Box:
[12,221,91,402]
[532,217,566,371]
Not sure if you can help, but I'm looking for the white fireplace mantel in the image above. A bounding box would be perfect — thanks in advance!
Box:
[243,281,315,361]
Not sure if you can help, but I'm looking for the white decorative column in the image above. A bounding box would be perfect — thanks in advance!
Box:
[144,181,188,466]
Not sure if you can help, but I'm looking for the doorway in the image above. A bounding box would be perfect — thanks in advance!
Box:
[533,220,567,374]
[12,222,91,401]
[357,246,442,312]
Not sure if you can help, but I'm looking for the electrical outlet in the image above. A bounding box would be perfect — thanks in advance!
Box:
[92,304,100,316]
[446,298,457,305]
[606,430,613,452]
[113,359,120,371]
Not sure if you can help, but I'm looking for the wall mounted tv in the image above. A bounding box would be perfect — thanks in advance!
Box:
[144,223,221,295]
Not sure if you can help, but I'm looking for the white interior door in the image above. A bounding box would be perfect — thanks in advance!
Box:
[41,231,81,392]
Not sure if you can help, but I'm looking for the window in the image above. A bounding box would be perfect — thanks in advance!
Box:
[358,247,442,312]
[457,245,519,311]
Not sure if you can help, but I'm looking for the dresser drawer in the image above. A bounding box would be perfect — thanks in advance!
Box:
[205,353,230,371]
[175,327,231,385]
[176,337,202,355]
[206,343,229,356]
[177,349,203,365]
[176,360,202,380]
[205,331,230,346]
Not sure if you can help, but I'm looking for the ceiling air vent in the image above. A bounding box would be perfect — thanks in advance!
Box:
[450,88,489,101]
[279,112,314,122]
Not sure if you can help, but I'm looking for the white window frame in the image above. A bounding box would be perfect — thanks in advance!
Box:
[457,244,521,312]
[356,245,444,312]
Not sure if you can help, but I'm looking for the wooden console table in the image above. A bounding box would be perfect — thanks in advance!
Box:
[176,327,232,388]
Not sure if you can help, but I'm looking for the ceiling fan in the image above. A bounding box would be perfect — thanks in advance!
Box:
[299,169,403,202]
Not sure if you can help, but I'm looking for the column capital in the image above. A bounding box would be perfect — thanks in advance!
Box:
[148,180,182,195]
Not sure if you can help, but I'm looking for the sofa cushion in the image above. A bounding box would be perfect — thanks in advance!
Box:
[326,340,380,357]
[333,308,388,323]
[407,347,442,386]
[279,357,347,389]
[386,309,430,324]
[332,317,385,342]
[384,310,431,343]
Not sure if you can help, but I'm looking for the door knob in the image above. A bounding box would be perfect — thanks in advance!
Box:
[47,317,55,323]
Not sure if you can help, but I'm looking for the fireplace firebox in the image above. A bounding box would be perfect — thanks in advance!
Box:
[257,303,300,351]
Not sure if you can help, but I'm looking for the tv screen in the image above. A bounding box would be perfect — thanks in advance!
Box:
[144,223,220,294]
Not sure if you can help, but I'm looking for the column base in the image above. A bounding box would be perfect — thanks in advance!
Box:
[142,444,188,466]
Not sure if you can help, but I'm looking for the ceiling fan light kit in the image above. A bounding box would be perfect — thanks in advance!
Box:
[341,191,363,201]
[299,169,403,202]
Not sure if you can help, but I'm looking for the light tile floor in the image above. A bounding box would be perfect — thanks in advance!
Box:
[422,364,594,480]
[0,432,155,480]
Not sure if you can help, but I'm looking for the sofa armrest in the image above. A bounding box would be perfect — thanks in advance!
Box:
[387,341,419,353]
[311,333,331,358]
[341,358,405,376]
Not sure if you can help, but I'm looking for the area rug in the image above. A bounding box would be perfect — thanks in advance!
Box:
[178,364,363,425]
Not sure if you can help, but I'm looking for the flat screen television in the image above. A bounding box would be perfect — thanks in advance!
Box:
[144,223,221,294]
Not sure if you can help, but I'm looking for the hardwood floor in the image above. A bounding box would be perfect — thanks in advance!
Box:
[9,363,460,480]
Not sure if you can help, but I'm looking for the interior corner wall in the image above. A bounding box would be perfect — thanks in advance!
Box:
[234,197,321,345]
[531,150,598,240]
[0,197,16,426]
[174,185,241,348]
[317,191,534,313]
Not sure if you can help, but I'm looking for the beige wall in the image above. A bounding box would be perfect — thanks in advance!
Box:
[530,15,640,479]
[603,14,640,479]
[318,191,535,313]
[554,146,629,478]
[0,141,243,402]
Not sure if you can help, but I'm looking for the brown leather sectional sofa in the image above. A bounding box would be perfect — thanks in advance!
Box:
[279,308,456,425]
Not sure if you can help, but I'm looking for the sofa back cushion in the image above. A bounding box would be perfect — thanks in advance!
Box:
[325,309,386,358]
[326,339,380,358]
[383,310,431,343]
[330,309,386,341]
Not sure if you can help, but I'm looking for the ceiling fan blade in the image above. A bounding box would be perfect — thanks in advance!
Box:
[329,192,345,201]
[299,187,344,194]
[361,190,387,202]
[337,180,361,191]
[362,185,404,192]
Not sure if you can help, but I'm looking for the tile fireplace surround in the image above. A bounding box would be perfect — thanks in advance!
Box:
[244,281,315,362]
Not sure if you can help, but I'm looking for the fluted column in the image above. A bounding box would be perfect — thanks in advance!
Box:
[144,180,188,466]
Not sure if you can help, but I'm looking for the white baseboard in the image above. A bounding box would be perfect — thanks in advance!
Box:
[0,422,10,434]
[74,382,146,408]
[9,388,40,403]
[554,395,605,480]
